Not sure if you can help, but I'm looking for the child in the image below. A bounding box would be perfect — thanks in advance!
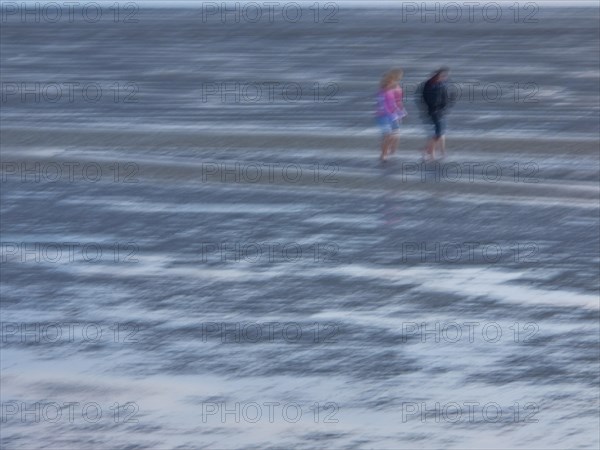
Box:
[375,69,406,162]
[422,67,451,161]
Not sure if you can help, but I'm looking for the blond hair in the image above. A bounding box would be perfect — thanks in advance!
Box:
[380,68,403,90]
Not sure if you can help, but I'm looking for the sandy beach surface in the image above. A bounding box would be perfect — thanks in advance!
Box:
[1,3,599,449]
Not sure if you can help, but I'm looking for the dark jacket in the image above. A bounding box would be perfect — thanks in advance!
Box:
[422,78,449,117]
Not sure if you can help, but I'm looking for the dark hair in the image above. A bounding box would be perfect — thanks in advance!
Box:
[435,66,450,78]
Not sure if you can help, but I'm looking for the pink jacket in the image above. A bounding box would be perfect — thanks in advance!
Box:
[376,86,407,119]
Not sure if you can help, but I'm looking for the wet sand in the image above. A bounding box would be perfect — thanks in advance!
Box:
[1,4,599,449]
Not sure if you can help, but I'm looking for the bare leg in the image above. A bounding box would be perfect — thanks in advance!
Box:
[425,137,438,161]
[437,135,446,158]
[422,141,431,161]
[380,135,392,161]
[424,139,432,160]
[391,134,399,154]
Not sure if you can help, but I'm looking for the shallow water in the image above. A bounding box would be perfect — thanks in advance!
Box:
[1,3,599,449]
